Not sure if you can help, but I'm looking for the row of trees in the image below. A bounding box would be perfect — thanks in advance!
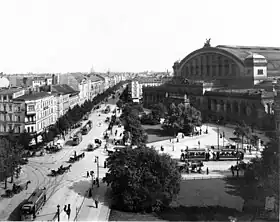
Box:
[120,104,148,146]
[141,102,202,137]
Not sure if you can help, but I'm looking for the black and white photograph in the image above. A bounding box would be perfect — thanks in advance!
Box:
[0,0,279,221]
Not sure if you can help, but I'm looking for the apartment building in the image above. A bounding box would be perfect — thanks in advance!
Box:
[51,84,79,119]
[59,73,91,105]
[14,92,55,135]
[88,75,105,99]
[0,88,26,135]
[32,76,53,88]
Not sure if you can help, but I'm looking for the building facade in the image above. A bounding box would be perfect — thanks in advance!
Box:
[59,73,91,105]
[143,45,280,129]
[51,84,79,118]
[0,88,26,135]
[88,75,105,99]
[173,45,280,88]
[14,92,55,135]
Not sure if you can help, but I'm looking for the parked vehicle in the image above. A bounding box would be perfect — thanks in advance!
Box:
[81,120,93,135]
[87,143,94,151]
[20,188,46,221]
[68,152,85,163]
[104,105,111,114]
[94,139,102,145]
[73,132,82,145]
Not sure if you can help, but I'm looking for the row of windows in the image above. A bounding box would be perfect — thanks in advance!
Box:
[27,99,54,112]
[31,116,54,132]
[182,63,237,77]
[0,113,22,122]
[0,124,22,133]
[0,95,13,102]
[0,104,22,112]
[37,108,53,119]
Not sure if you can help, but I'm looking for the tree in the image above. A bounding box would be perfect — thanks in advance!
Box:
[239,139,279,218]
[121,104,148,146]
[116,100,123,109]
[18,131,33,149]
[104,146,181,212]
[162,103,201,136]
[234,121,251,149]
[0,133,24,186]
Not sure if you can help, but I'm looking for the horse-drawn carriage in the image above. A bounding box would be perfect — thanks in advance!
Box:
[68,152,85,163]
[4,181,31,198]
[24,151,37,158]
[50,165,72,176]
[45,145,62,154]
[19,158,29,165]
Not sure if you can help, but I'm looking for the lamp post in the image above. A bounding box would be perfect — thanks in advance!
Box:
[223,132,225,148]
[95,156,99,180]
[217,120,220,150]
[57,205,60,222]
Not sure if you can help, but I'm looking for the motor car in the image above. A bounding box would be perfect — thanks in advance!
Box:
[95,139,102,144]
[87,143,94,151]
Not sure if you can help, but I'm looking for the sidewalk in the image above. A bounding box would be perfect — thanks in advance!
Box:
[181,170,244,180]
[75,183,110,221]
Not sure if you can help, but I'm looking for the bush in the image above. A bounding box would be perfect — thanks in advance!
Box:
[104,146,181,213]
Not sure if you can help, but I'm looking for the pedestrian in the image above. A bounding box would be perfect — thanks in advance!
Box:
[206,167,209,175]
[87,171,89,178]
[95,199,99,208]
[231,165,234,176]
[199,128,202,135]
[88,188,92,197]
[64,205,67,213]
[160,145,164,152]
[66,204,71,220]
[180,153,185,161]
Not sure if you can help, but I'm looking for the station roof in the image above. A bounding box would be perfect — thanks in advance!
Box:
[216,45,280,75]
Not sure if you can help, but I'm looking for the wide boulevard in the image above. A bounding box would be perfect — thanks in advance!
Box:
[0,96,120,221]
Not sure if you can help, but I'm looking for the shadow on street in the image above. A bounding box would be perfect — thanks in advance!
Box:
[7,198,28,221]
[156,205,240,221]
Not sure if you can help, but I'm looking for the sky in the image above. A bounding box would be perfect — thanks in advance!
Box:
[0,0,280,74]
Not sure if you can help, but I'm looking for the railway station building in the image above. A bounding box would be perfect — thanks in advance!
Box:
[143,45,280,129]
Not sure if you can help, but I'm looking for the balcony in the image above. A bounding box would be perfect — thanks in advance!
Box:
[26,110,36,115]
[25,121,36,125]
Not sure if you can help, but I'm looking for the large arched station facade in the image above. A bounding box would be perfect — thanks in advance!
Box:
[144,45,280,129]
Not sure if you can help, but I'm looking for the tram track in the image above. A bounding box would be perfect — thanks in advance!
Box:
[1,105,114,221]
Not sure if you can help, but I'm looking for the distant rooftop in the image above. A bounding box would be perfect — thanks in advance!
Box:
[0,88,23,95]
[14,92,52,101]
[52,84,78,95]
[88,74,104,82]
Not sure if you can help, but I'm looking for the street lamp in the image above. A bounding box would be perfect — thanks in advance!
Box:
[95,156,99,181]
[217,120,220,150]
